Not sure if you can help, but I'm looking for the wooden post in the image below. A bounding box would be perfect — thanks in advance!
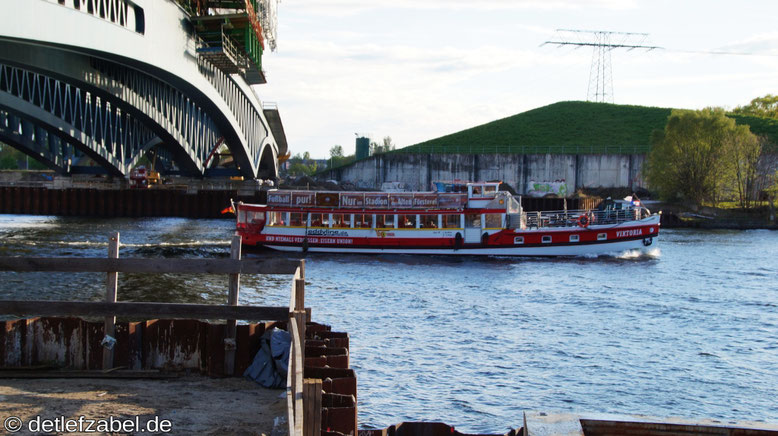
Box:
[224,234,241,376]
[294,260,307,366]
[293,309,306,364]
[303,378,322,436]
[295,260,305,312]
[102,233,120,370]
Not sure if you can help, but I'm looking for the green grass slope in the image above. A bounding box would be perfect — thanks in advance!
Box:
[397,101,778,154]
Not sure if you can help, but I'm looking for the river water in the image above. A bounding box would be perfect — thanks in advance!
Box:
[1,215,777,432]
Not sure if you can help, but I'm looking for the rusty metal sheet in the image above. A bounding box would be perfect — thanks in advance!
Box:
[323,407,358,436]
[0,317,284,376]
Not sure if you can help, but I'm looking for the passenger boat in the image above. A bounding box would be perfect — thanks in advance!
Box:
[234,182,660,256]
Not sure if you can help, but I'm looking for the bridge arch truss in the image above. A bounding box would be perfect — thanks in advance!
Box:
[0,0,284,180]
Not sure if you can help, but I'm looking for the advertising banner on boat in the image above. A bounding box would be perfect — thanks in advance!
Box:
[316,192,340,207]
[291,192,316,207]
[267,191,291,206]
[437,194,467,209]
[364,193,389,208]
[412,194,438,208]
[340,193,365,208]
[389,194,414,208]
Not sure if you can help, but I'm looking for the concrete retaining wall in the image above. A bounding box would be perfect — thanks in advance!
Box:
[329,153,646,193]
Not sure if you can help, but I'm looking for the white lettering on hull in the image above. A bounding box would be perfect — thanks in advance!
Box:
[264,235,354,245]
[616,229,643,237]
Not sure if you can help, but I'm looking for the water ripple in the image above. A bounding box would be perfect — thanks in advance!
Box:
[2,220,778,432]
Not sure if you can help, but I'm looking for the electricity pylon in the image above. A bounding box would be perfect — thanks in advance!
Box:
[543,29,662,103]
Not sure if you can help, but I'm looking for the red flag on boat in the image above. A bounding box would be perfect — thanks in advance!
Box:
[221,205,235,215]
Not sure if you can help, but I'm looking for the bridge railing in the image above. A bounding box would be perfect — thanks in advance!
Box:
[45,0,146,34]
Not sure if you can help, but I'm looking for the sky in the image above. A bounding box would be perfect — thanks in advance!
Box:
[258,0,778,159]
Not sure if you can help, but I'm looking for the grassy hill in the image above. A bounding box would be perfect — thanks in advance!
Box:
[395,101,778,155]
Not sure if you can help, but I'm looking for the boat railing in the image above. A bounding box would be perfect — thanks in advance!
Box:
[523,207,651,229]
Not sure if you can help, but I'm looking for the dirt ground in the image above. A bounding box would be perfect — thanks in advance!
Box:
[0,376,287,435]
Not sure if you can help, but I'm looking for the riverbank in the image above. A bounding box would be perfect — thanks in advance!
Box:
[658,202,777,229]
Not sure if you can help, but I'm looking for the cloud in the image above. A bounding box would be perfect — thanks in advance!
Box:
[290,0,637,15]
[716,32,778,55]
[260,36,583,157]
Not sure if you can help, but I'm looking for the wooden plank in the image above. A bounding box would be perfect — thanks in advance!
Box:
[291,320,305,436]
[102,233,120,370]
[0,257,300,275]
[0,300,289,320]
[524,411,585,436]
[295,278,305,312]
[303,378,322,436]
[295,260,305,311]
[224,235,241,376]
[292,310,306,364]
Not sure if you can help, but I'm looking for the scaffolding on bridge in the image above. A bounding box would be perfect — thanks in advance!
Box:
[176,0,279,85]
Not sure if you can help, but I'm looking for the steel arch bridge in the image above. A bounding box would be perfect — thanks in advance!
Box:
[0,0,287,179]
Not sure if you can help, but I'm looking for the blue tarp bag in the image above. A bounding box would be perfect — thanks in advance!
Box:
[244,327,291,388]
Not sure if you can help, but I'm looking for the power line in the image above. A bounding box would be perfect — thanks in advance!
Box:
[542,29,663,103]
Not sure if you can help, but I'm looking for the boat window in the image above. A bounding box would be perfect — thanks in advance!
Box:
[237,209,247,224]
[290,213,304,227]
[570,234,580,242]
[484,185,497,194]
[420,215,438,229]
[398,214,416,229]
[542,235,552,243]
[376,214,394,229]
[598,233,607,241]
[465,214,481,228]
[309,213,324,227]
[268,211,285,226]
[332,213,351,228]
[442,214,460,229]
[247,211,264,224]
[514,236,524,244]
[354,214,373,228]
[484,214,502,228]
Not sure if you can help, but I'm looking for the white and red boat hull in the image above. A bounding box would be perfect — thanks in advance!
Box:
[235,184,660,257]
[239,214,659,257]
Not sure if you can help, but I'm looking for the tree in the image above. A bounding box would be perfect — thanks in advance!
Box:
[733,94,778,119]
[729,132,762,210]
[286,153,317,177]
[645,108,757,207]
[370,136,396,155]
[328,144,354,168]
[765,169,778,223]
[329,145,344,159]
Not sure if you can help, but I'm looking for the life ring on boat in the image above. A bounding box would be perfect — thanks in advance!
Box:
[577,214,590,228]
[454,232,463,250]
[642,237,653,246]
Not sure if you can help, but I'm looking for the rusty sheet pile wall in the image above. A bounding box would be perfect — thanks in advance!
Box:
[0,317,278,376]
